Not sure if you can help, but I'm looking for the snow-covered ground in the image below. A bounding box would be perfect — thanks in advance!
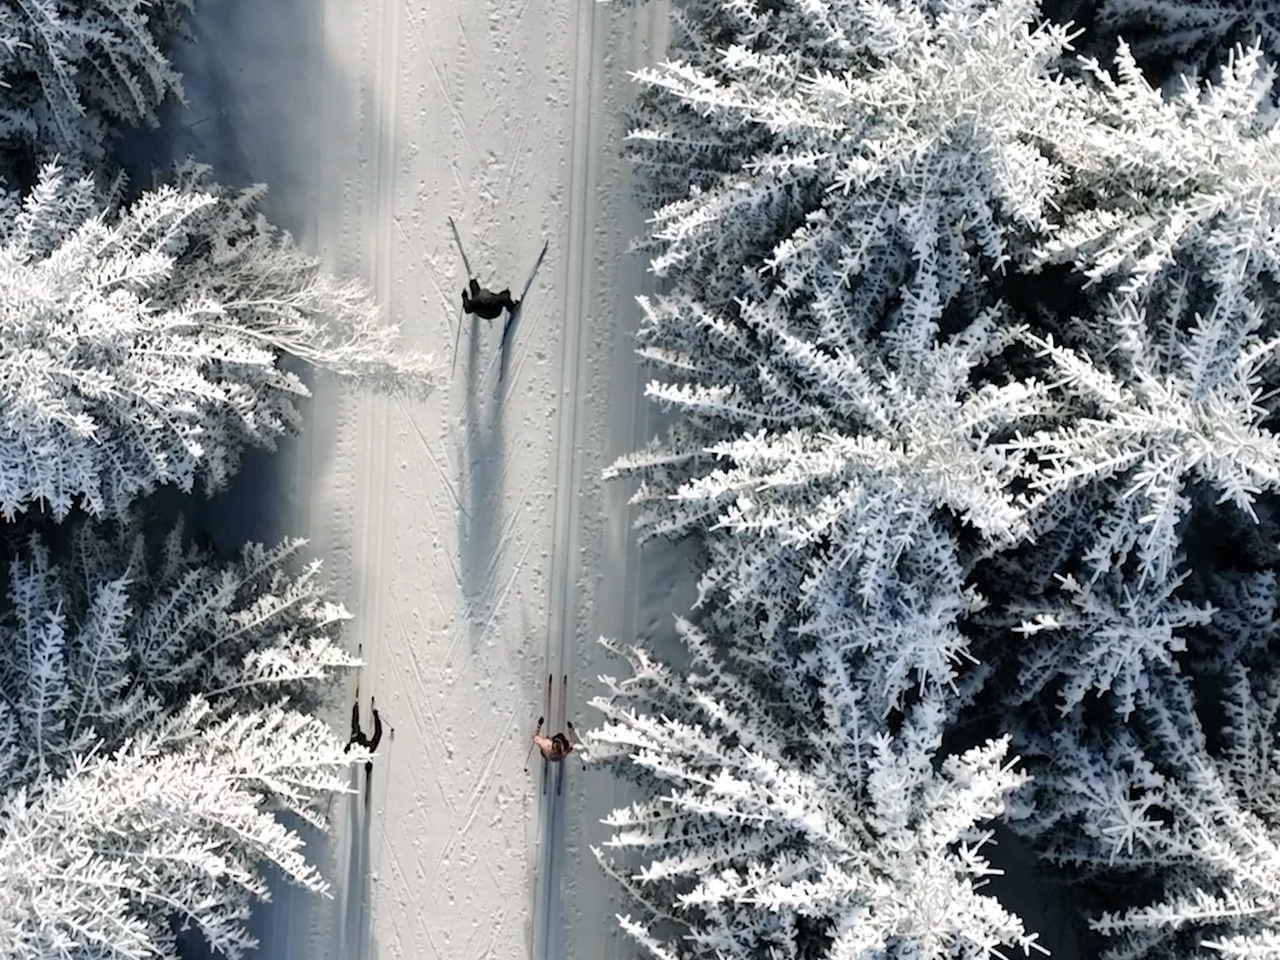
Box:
[161,1,705,959]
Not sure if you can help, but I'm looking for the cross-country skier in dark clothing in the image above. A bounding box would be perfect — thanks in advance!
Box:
[346,696,383,774]
[461,277,519,320]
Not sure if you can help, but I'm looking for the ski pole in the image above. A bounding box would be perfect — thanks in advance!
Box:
[523,737,536,772]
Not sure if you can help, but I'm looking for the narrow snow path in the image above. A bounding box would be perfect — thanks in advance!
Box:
[302,3,679,960]
[169,0,682,957]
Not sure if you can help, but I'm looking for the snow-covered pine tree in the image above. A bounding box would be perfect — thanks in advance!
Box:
[610,289,1052,704]
[0,515,363,960]
[0,0,191,181]
[0,514,358,783]
[0,160,436,520]
[998,292,1280,590]
[602,0,1094,702]
[615,0,1083,291]
[907,38,1280,726]
[599,0,1100,706]
[0,698,359,960]
[587,617,1042,960]
[1005,640,1280,960]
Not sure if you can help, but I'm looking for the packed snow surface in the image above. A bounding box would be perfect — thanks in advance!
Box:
[163,0,697,958]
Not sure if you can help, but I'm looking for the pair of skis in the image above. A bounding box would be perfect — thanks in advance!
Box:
[447,215,549,380]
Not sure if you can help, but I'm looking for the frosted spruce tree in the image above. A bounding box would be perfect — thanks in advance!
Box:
[0,0,191,179]
[596,1,1280,955]
[971,40,1280,716]
[586,616,1043,960]
[606,0,1280,706]
[0,160,436,520]
[1006,642,1280,960]
[601,0,1103,702]
[0,516,364,960]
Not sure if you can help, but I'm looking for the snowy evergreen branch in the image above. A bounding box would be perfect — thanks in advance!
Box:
[0,696,363,960]
[1089,0,1280,95]
[610,290,1049,704]
[164,161,437,394]
[1035,40,1280,301]
[0,0,191,177]
[1008,659,1280,960]
[998,289,1280,587]
[990,557,1214,719]
[0,161,435,519]
[587,622,1042,960]
[0,515,358,790]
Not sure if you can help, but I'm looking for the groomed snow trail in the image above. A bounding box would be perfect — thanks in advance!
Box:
[300,2,673,960]
[168,0,678,956]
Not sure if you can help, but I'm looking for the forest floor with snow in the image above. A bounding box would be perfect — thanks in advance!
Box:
[149,1,713,959]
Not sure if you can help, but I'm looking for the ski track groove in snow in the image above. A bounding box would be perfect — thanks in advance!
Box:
[387,599,451,759]
[534,0,601,957]
[397,400,470,524]
[367,1,403,955]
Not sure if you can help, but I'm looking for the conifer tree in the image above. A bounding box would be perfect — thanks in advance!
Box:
[0,515,363,960]
[0,160,435,520]
[597,1,1280,955]
[587,617,1042,960]
[0,0,192,180]
[603,0,1089,700]
[1007,648,1280,960]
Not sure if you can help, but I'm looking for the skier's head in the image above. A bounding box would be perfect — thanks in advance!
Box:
[551,733,569,758]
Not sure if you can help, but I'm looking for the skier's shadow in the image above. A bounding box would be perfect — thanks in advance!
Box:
[457,301,507,649]
[452,228,548,648]
[340,767,373,960]
[337,700,389,960]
